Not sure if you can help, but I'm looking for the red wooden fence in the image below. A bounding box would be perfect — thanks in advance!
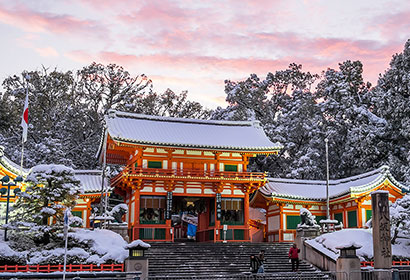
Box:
[361,261,410,267]
[0,263,124,273]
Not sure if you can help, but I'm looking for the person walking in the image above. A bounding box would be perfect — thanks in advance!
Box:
[257,250,266,274]
[249,254,260,274]
[288,243,300,272]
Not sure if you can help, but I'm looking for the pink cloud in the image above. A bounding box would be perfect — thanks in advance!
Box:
[35,46,59,57]
[370,11,410,40]
[0,3,109,39]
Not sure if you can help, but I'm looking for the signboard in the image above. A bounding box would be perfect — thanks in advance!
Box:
[216,193,222,220]
[166,191,173,220]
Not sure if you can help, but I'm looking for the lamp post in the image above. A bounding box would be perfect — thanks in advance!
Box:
[325,138,330,221]
[1,175,23,241]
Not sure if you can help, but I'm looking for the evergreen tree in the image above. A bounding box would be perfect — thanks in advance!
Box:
[260,90,325,179]
[315,60,386,178]
[9,164,81,247]
[370,39,410,184]
[0,63,211,170]
[390,194,410,244]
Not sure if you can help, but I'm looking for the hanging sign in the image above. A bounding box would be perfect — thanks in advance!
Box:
[216,193,222,220]
[166,191,173,220]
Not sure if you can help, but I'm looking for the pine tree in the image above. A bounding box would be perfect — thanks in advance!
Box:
[9,164,81,247]
[370,39,410,184]
[390,194,410,244]
[315,60,386,178]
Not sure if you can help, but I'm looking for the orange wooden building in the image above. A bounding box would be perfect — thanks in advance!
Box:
[251,166,408,242]
[98,110,281,242]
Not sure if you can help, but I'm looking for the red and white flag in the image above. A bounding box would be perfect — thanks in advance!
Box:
[21,90,29,143]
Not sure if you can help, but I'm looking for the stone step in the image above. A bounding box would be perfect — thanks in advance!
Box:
[146,242,314,278]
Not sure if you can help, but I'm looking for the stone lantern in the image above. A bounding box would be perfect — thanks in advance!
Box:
[124,240,151,280]
[336,244,361,280]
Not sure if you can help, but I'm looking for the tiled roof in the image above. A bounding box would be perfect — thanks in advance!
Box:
[104,110,282,152]
[74,170,110,194]
[259,166,408,201]
[0,148,30,177]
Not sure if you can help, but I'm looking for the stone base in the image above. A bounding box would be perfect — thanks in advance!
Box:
[108,223,129,242]
[296,227,321,260]
[336,257,361,280]
[373,269,392,280]
[296,226,321,238]
[125,258,149,280]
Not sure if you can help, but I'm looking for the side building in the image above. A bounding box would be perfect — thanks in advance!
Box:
[250,166,409,242]
[99,110,281,242]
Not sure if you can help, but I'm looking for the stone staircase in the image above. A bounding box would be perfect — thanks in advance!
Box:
[145,242,325,279]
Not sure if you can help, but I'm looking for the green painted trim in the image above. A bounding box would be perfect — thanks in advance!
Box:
[348,210,357,228]
[148,161,162,168]
[286,215,301,230]
[224,164,238,172]
[366,210,372,222]
[334,213,343,224]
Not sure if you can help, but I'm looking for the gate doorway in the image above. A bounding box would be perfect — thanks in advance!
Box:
[171,196,207,241]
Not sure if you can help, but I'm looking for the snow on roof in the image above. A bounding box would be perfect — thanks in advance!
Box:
[125,239,151,249]
[260,166,408,201]
[74,170,109,194]
[104,110,282,152]
[0,148,30,177]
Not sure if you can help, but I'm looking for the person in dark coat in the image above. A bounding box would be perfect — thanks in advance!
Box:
[257,250,266,273]
[249,254,260,274]
[288,243,300,272]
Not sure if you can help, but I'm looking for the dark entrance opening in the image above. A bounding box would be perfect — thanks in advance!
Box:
[171,196,206,241]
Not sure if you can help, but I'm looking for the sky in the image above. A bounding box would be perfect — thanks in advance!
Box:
[0,0,409,109]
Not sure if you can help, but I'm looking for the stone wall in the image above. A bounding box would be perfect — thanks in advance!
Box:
[304,242,336,271]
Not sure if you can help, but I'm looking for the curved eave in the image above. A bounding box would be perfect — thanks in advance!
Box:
[0,157,30,178]
[110,136,282,154]
[80,192,111,198]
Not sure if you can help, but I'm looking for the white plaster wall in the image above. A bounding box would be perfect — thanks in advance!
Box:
[283,233,294,241]
[268,215,280,231]
[130,202,135,223]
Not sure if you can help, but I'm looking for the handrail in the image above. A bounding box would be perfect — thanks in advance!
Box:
[112,167,266,184]
[0,263,124,273]
[361,261,410,267]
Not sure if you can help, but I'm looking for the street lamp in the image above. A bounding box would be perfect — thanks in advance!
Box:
[1,175,23,241]
[325,138,330,221]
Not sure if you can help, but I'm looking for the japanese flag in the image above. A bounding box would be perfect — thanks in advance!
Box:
[21,90,28,143]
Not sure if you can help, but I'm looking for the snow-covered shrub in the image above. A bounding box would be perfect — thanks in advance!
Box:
[69,216,84,227]
[0,242,27,265]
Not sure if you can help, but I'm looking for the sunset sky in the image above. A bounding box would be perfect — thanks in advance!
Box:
[0,0,409,108]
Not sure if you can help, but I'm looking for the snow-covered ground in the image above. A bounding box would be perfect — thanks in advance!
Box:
[306,228,410,261]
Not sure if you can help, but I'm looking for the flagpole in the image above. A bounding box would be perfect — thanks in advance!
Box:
[99,127,108,228]
[63,208,70,280]
[20,78,29,175]
[20,140,25,176]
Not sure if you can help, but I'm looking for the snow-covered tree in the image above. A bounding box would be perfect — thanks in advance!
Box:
[261,90,325,179]
[8,164,82,246]
[0,63,211,170]
[1,68,77,168]
[315,60,387,179]
[390,194,410,244]
[370,39,410,184]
